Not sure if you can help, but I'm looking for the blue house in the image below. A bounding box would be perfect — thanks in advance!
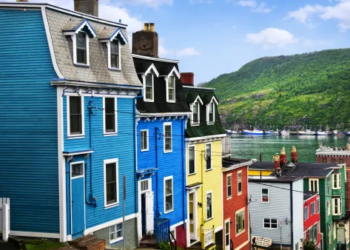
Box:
[0,1,142,249]
[132,24,191,248]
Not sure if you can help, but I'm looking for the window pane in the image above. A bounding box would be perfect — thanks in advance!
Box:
[189,147,195,174]
[166,179,172,195]
[77,49,87,64]
[106,163,117,204]
[111,54,119,68]
[70,96,82,134]
[107,163,116,182]
[111,41,119,54]
[105,98,115,132]
[77,33,86,49]
[72,163,83,177]
[146,74,152,86]
[207,193,212,218]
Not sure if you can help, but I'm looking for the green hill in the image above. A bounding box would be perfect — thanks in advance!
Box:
[205,48,350,130]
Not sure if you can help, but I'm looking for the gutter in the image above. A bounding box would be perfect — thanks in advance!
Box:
[51,79,143,90]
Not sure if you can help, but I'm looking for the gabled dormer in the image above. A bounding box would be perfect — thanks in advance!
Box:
[161,66,180,103]
[63,19,97,66]
[142,64,159,102]
[190,95,203,126]
[99,28,128,71]
[205,96,218,125]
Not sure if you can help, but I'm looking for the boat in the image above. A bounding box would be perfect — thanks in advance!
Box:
[226,130,233,135]
[243,129,271,135]
[316,130,327,136]
[298,130,316,135]
[280,130,290,136]
[290,131,299,136]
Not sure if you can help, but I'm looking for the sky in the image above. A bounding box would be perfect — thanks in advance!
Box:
[4,0,350,83]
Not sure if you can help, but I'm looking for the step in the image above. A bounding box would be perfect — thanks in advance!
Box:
[80,239,105,250]
[69,235,97,248]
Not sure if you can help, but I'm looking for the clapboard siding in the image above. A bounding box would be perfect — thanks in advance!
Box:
[292,180,304,249]
[137,119,187,226]
[0,9,59,233]
[63,96,137,231]
[249,182,292,245]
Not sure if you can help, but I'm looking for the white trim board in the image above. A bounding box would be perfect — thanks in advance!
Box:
[11,231,60,239]
[185,134,227,142]
[132,54,179,64]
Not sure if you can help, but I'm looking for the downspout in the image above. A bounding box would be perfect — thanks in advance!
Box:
[155,127,159,217]
[65,157,71,234]
[86,100,95,206]
[182,118,186,229]
[290,182,294,249]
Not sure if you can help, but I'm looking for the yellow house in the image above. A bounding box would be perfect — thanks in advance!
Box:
[182,81,226,249]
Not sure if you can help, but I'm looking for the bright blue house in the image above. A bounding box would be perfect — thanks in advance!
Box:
[132,24,191,247]
[0,1,142,249]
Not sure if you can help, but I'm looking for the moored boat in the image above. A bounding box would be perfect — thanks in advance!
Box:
[243,129,271,135]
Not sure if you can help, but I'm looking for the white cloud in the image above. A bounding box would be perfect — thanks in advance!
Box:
[246,28,298,48]
[233,0,273,13]
[288,1,350,31]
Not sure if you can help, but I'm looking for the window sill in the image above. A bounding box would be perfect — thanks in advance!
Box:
[238,192,242,196]
[191,123,200,127]
[74,63,90,68]
[188,173,197,176]
[227,197,232,200]
[205,169,213,172]
[164,209,174,214]
[235,229,245,237]
[164,150,173,154]
[109,67,121,72]
[110,238,123,245]
[205,218,213,222]
[207,122,215,125]
[144,99,154,103]
[104,132,118,137]
[167,100,176,103]
[105,203,119,209]
[68,135,85,140]
[141,149,149,152]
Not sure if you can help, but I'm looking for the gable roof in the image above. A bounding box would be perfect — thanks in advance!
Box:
[62,19,97,38]
[98,27,128,44]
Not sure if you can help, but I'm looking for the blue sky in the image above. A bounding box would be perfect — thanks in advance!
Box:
[5,0,350,83]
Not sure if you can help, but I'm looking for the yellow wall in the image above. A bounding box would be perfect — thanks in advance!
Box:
[248,169,273,176]
[186,139,223,245]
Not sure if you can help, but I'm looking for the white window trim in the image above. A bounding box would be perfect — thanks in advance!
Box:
[188,145,196,175]
[107,40,122,71]
[224,218,230,248]
[72,32,90,66]
[235,207,245,236]
[143,73,154,102]
[140,129,149,152]
[205,143,212,171]
[103,97,118,135]
[261,188,269,203]
[304,206,309,220]
[309,178,319,193]
[206,96,218,125]
[190,96,203,126]
[164,176,174,214]
[109,223,123,244]
[165,74,176,103]
[263,218,278,229]
[104,158,119,209]
[227,174,232,200]
[332,198,341,215]
[67,95,85,138]
[139,178,152,194]
[206,191,213,221]
[237,170,242,195]
[311,202,315,216]
[332,173,341,189]
[163,122,173,153]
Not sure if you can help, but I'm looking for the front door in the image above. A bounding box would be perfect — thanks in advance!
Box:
[189,192,197,241]
[71,162,85,238]
[225,220,230,250]
[145,191,154,234]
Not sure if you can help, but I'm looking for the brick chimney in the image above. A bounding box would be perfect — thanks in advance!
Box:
[132,23,158,58]
[74,0,99,17]
[16,0,28,2]
[181,72,194,85]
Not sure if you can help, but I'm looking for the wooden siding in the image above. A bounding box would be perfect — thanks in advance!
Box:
[63,96,137,232]
[292,180,304,249]
[0,9,59,233]
[137,119,187,226]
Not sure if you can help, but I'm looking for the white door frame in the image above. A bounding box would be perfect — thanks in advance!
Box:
[137,178,152,241]
[187,189,198,247]
[225,218,231,250]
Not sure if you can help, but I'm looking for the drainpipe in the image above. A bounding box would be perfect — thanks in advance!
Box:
[182,118,186,229]
[155,127,159,217]
[290,182,294,249]
[86,100,96,206]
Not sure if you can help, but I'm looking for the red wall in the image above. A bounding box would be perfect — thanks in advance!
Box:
[223,166,249,250]
[175,224,187,248]
[304,194,321,246]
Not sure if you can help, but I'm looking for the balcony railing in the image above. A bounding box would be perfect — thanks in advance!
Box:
[201,227,215,248]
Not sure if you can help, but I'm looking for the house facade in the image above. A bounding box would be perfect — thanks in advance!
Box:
[303,193,321,247]
[132,24,190,247]
[182,74,226,249]
[222,158,252,250]
[0,2,142,249]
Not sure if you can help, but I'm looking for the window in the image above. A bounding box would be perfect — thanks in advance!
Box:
[327,201,331,215]
[145,73,154,101]
[261,188,269,203]
[104,159,118,207]
[327,178,330,195]
[167,75,176,102]
[164,177,173,213]
[333,173,340,189]
[140,179,149,192]
[236,209,245,235]
[76,32,87,64]
[317,199,320,213]
[109,223,123,243]
[141,130,149,151]
[208,102,214,123]
[339,159,344,164]
[164,123,172,152]
[192,102,200,125]
[304,206,309,220]
[333,223,336,239]
[104,97,117,134]
[311,202,315,215]
[110,40,120,69]
[188,146,195,175]
[205,144,212,170]
[263,218,278,229]
[206,192,213,220]
[71,163,84,178]
[322,158,327,163]
[309,179,319,193]
[333,198,341,215]
[227,175,232,199]
[238,171,242,195]
[309,223,318,243]
[331,158,336,163]
[68,96,84,136]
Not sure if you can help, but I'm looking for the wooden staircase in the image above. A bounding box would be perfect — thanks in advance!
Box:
[68,235,105,250]
[139,235,157,249]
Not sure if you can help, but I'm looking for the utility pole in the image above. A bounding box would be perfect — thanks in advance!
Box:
[123,175,126,250]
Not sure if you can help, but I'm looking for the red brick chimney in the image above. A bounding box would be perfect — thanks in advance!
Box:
[181,72,194,85]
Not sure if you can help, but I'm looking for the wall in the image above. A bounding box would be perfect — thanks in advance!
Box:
[292,180,304,250]
[248,170,273,176]
[303,194,321,246]
[0,8,59,234]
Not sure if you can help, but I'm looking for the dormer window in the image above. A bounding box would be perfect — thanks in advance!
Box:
[76,32,88,64]
[191,96,203,126]
[110,40,120,69]
[145,73,154,101]
[193,102,199,124]
[206,96,218,125]
[208,103,214,123]
[167,76,176,102]
[164,67,180,103]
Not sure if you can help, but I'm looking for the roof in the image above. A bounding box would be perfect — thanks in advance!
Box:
[316,146,350,156]
[250,162,276,171]
[249,176,302,183]
[222,158,253,172]
[183,86,226,138]
[304,192,318,201]
[133,57,191,114]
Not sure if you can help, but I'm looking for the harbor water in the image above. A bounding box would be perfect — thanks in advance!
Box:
[230,134,349,163]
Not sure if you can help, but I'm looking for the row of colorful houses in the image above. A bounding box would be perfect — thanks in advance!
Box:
[0,1,251,250]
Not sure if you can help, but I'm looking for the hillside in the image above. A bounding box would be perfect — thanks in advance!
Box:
[205,48,350,130]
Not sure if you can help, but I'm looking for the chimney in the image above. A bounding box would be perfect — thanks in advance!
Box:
[280,147,286,168]
[132,23,159,58]
[74,0,99,17]
[291,146,298,163]
[16,0,28,2]
[181,72,194,85]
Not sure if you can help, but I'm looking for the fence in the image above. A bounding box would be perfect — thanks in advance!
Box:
[0,198,10,242]
[154,218,170,244]
[202,227,214,248]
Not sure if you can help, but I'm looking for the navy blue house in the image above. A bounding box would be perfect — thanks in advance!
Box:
[132,24,191,248]
[0,2,142,248]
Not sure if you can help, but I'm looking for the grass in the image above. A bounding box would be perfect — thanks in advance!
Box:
[25,239,66,250]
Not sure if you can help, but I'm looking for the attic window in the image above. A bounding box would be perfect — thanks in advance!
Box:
[208,103,214,123]
[167,76,176,102]
[206,96,218,125]
[145,73,154,102]
[76,32,87,64]
[109,40,121,70]
[192,102,199,125]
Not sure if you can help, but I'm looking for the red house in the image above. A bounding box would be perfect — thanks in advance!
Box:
[304,192,321,247]
[222,158,252,250]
